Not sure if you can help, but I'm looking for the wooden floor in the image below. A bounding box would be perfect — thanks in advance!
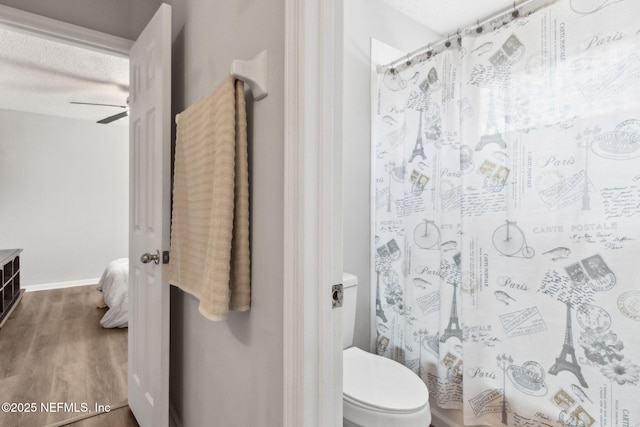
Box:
[64,405,138,427]
[0,285,137,427]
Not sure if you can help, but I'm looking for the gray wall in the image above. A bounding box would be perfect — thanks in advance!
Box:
[0,0,162,41]
[166,1,285,426]
[343,0,439,351]
[0,109,129,287]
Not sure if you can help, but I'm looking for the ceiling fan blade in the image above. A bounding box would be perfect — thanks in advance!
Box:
[97,111,129,124]
[70,101,127,109]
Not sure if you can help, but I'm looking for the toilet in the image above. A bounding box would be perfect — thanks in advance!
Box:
[342,273,431,427]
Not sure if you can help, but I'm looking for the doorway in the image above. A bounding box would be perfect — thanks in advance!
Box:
[0,8,135,426]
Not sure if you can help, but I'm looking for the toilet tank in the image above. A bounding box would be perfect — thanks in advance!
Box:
[342,272,358,349]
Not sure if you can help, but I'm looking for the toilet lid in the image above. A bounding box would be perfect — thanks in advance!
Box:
[343,347,429,413]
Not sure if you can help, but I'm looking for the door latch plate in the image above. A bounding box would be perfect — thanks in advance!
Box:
[332,284,343,309]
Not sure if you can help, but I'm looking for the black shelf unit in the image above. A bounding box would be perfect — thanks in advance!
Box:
[0,249,23,327]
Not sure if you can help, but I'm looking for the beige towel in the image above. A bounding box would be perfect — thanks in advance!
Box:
[169,77,250,321]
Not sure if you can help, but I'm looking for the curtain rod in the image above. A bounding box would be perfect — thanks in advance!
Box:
[377,0,557,74]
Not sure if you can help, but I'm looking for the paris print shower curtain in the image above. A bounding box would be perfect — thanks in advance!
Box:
[373,1,640,426]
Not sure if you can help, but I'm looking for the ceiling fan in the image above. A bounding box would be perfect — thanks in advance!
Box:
[69,101,129,124]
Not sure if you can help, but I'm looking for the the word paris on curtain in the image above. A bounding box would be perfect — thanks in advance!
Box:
[373,1,640,426]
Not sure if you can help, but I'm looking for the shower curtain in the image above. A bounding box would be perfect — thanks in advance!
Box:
[373,1,640,426]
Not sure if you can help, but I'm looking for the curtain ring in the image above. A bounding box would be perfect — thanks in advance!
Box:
[406,54,412,67]
[476,19,483,33]
[456,29,462,46]
[426,43,433,58]
[512,1,520,18]
[444,33,451,48]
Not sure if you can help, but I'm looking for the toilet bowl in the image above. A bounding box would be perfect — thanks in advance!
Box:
[342,273,431,427]
[343,347,431,427]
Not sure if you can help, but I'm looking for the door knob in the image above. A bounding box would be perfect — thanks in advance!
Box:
[140,250,160,265]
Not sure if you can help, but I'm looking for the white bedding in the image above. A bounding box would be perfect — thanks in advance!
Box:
[97,258,129,328]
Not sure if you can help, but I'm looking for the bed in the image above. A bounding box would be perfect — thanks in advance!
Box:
[97,258,129,328]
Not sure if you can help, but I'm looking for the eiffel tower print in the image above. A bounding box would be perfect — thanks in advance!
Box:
[409,111,426,162]
[475,90,507,152]
[440,282,462,343]
[375,271,387,322]
[548,301,588,388]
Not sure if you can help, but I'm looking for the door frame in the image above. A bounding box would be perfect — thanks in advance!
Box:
[283,0,344,425]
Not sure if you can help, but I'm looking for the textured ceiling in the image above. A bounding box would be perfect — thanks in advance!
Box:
[0,25,129,124]
[383,0,517,35]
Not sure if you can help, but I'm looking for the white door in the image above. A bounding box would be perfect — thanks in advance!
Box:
[128,4,171,426]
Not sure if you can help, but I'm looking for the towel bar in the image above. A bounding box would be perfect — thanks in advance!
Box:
[231,50,268,101]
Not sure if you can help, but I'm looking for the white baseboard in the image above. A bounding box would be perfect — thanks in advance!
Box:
[24,278,100,292]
